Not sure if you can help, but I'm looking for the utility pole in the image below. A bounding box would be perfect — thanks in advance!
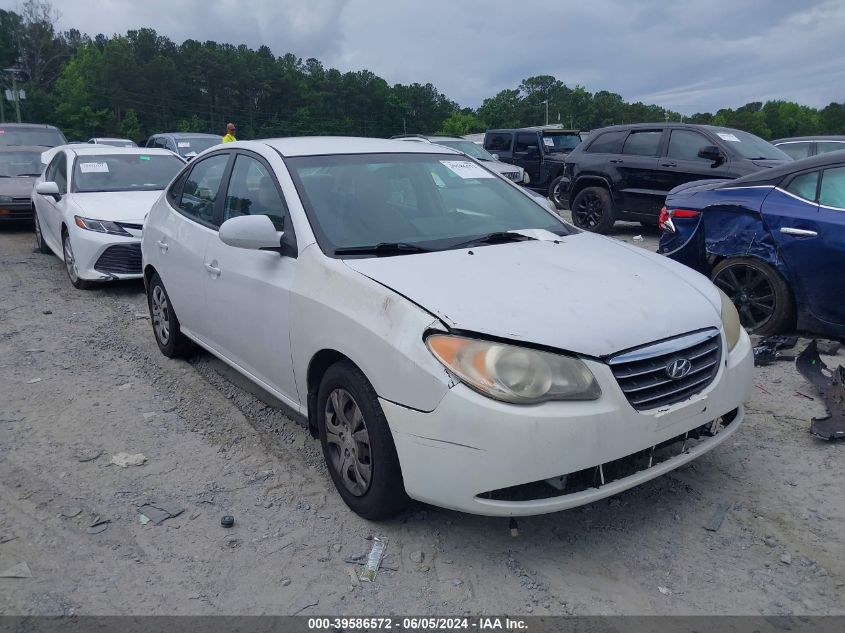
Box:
[543,100,549,126]
[3,68,23,123]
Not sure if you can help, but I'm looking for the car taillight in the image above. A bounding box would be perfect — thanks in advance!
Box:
[659,206,699,232]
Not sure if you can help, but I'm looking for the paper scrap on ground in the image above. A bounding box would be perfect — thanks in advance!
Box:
[137,502,184,525]
[359,537,387,582]
[111,452,146,468]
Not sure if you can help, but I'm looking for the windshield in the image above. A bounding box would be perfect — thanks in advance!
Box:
[712,128,790,160]
[0,151,43,177]
[72,153,184,192]
[542,133,581,152]
[287,153,572,257]
[176,137,219,157]
[0,127,66,148]
[434,140,496,161]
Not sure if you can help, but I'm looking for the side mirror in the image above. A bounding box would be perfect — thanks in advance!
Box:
[698,145,724,165]
[491,153,500,161]
[36,181,61,201]
[219,215,283,252]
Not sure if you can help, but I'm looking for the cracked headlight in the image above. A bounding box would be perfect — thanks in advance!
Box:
[426,334,600,404]
[719,288,741,351]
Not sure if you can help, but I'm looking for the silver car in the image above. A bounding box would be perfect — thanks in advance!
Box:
[392,135,528,184]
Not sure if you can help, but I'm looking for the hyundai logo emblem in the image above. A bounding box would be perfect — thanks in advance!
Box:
[665,358,693,380]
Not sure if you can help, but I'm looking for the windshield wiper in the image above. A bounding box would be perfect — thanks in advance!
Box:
[334,242,432,256]
[449,231,536,249]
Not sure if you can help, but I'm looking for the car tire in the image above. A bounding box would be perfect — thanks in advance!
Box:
[548,176,568,210]
[711,257,795,336]
[147,273,192,358]
[61,229,94,290]
[33,210,50,254]
[317,360,410,520]
[571,186,615,233]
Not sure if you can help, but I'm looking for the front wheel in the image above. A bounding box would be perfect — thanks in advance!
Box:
[317,361,409,520]
[711,257,794,335]
[570,186,615,233]
[548,176,568,210]
[62,230,94,290]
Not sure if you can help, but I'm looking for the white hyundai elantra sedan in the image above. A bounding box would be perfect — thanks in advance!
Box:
[31,146,185,288]
[141,137,753,520]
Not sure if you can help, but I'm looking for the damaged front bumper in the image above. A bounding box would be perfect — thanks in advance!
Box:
[385,330,753,516]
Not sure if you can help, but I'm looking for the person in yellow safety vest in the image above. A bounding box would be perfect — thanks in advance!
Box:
[222,122,237,143]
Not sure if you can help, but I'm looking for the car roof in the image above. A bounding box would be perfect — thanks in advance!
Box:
[727,149,845,187]
[91,137,133,142]
[392,134,466,142]
[0,123,62,130]
[151,132,219,139]
[254,136,463,157]
[486,128,580,134]
[69,146,177,156]
[771,135,845,143]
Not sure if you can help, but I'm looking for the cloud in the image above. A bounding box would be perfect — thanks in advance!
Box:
[18,0,845,114]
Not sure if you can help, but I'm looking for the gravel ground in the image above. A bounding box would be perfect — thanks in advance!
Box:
[1,220,843,616]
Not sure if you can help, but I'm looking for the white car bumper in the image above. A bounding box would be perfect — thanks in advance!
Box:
[68,224,143,281]
[384,329,753,516]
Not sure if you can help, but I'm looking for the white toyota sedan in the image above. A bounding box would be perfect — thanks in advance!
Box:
[141,137,754,520]
[32,146,185,289]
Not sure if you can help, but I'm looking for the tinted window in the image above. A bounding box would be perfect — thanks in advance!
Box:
[819,166,845,209]
[223,155,288,230]
[175,137,219,158]
[484,133,512,152]
[586,130,626,153]
[817,141,845,155]
[177,153,229,226]
[287,153,571,256]
[543,133,581,152]
[785,171,819,201]
[622,130,662,157]
[514,133,539,153]
[668,130,713,161]
[777,142,812,160]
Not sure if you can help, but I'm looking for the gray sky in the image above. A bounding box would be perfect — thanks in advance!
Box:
[10,0,845,114]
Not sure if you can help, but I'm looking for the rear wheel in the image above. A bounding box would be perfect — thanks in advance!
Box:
[147,273,192,357]
[711,257,794,335]
[317,360,409,520]
[62,230,94,290]
[571,186,615,233]
[33,210,49,254]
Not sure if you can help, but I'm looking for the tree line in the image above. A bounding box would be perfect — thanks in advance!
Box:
[2,1,844,143]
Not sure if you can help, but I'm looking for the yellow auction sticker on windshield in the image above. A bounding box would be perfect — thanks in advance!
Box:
[440,160,495,179]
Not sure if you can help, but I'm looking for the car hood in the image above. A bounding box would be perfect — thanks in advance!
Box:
[0,176,37,197]
[482,161,524,175]
[68,190,163,223]
[344,232,722,357]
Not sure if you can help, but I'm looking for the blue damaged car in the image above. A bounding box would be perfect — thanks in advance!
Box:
[658,151,845,337]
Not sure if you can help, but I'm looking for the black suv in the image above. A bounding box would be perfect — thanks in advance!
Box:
[484,128,582,205]
[561,123,790,233]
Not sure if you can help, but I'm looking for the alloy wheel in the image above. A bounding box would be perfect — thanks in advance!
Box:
[62,235,79,283]
[573,192,603,229]
[150,286,171,345]
[551,182,564,208]
[34,214,43,249]
[713,264,775,330]
[323,388,372,497]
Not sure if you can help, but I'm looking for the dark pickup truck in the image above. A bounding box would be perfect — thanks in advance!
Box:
[483,128,582,207]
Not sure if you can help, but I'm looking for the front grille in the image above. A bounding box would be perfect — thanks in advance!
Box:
[12,196,31,204]
[503,171,520,181]
[94,243,142,275]
[0,205,33,220]
[608,329,722,411]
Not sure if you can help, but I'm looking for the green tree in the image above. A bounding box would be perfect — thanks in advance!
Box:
[439,111,485,136]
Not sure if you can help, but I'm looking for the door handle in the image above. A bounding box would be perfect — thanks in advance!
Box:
[156,239,168,252]
[660,162,677,167]
[780,227,817,237]
[204,261,221,277]
[609,159,624,164]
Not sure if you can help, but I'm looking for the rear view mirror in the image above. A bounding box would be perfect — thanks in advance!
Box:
[219,215,283,252]
[36,181,61,201]
[698,145,724,164]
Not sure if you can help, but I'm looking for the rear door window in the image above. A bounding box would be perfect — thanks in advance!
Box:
[622,130,662,157]
[667,130,713,161]
[819,166,845,209]
[778,142,812,160]
[586,130,626,153]
[484,133,512,152]
[514,133,539,153]
[817,141,845,156]
[177,153,230,227]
